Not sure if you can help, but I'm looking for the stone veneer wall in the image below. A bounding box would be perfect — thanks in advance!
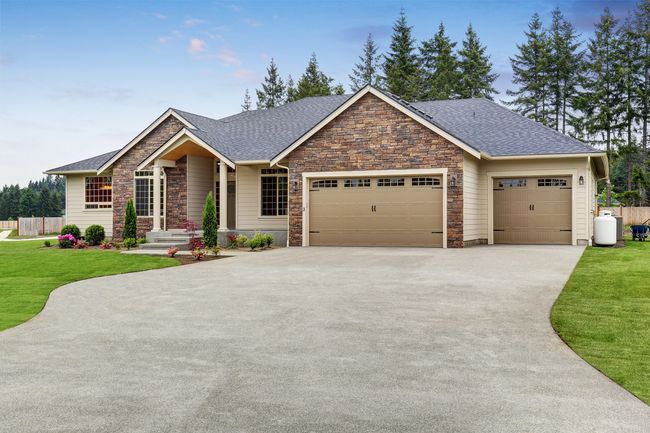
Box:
[285,93,464,248]
[111,116,186,240]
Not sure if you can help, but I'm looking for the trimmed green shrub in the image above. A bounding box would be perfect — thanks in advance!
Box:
[202,191,218,248]
[43,240,51,247]
[123,198,137,240]
[61,224,81,239]
[236,234,248,248]
[84,224,105,246]
[263,233,274,248]
[247,232,266,250]
[136,237,147,244]
[123,237,137,250]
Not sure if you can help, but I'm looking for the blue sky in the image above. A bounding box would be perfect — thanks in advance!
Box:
[0,0,636,186]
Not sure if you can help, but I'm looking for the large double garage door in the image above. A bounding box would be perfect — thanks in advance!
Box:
[493,176,572,244]
[308,175,443,247]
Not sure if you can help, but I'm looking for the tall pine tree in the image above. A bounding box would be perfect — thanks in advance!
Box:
[382,10,421,101]
[349,33,382,91]
[548,8,584,133]
[256,58,285,109]
[295,53,336,99]
[241,89,252,111]
[420,23,460,100]
[458,24,498,99]
[632,0,650,169]
[576,8,624,205]
[286,75,298,102]
[506,13,551,123]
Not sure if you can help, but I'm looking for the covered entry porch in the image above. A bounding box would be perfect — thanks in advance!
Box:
[137,130,288,247]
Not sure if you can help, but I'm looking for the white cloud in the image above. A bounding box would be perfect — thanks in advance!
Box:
[242,18,262,27]
[157,36,172,44]
[216,48,241,66]
[154,12,167,20]
[184,18,205,27]
[188,38,206,54]
[232,68,257,83]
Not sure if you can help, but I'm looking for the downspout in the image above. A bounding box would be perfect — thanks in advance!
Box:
[274,162,291,247]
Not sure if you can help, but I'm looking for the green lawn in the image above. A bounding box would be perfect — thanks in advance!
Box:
[551,239,650,404]
[0,241,178,331]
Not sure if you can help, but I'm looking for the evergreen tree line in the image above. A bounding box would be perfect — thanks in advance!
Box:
[248,9,498,110]
[0,176,65,220]
[507,2,650,205]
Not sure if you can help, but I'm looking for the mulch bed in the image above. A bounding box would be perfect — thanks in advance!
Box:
[173,255,225,265]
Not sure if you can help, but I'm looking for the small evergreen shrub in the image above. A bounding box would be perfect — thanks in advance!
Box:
[123,198,137,240]
[61,224,81,239]
[136,237,147,245]
[43,240,51,247]
[263,233,274,248]
[123,237,137,250]
[236,234,248,248]
[84,224,105,246]
[247,232,266,250]
[202,191,218,248]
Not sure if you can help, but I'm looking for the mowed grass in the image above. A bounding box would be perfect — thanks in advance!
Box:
[0,240,178,331]
[551,239,650,404]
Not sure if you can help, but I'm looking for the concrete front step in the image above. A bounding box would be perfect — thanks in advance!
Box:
[139,242,188,250]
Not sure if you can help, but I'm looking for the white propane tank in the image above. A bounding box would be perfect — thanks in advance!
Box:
[594,210,617,246]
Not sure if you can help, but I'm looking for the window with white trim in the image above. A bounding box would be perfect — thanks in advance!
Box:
[312,179,338,189]
[261,168,288,216]
[134,171,164,217]
[411,177,441,186]
[377,177,405,187]
[85,176,112,209]
[344,179,370,188]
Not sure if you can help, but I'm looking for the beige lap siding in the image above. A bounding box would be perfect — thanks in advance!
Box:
[236,164,288,230]
[462,153,483,243]
[111,116,186,239]
[186,155,214,226]
[285,92,465,248]
[65,174,114,237]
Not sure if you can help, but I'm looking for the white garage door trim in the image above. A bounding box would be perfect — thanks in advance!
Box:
[302,168,449,248]
[487,170,577,246]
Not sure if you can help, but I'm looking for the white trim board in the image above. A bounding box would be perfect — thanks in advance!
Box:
[301,168,449,248]
[270,86,481,165]
[96,109,195,174]
[486,170,578,246]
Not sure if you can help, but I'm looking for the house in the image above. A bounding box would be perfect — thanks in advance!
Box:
[45,86,608,248]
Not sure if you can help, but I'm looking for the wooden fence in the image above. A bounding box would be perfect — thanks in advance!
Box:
[0,220,17,230]
[17,217,65,236]
[600,207,650,225]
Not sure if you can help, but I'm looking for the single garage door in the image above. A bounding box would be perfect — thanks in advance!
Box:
[308,175,443,247]
[493,176,572,244]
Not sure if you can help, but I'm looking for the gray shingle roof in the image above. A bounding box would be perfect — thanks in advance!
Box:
[409,97,600,156]
[46,149,120,173]
[49,88,601,173]
[172,94,352,161]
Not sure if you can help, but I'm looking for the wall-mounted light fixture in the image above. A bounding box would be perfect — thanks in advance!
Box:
[578,175,584,186]
[449,176,457,187]
[292,180,298,193]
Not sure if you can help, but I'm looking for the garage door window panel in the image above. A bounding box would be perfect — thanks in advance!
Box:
[412,177,441,186]
[377,178,405,187]
[344,179,371,188]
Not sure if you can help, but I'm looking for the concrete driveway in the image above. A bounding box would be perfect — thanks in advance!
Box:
[0,246,648,432]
